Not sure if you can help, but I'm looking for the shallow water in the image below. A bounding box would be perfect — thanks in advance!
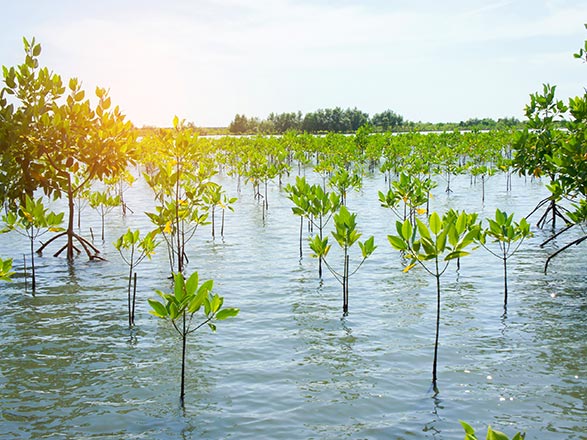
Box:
[1,170,586,439]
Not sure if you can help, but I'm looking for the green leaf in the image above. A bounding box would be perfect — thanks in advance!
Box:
[198,279,214,296]
[216,307,240,320]
[445,250,469,260]
[417,218,431,239]
[169,302,179,320]
[401,219,413,241]
[174,273,185,302]
[359,236,376,258]
[148,299,168,318]
[459,420,476,436]
[210,294,223,314]
[186,271,199,296]
[455,212,467,235]
[387,235,407,251]
[487,426,511,440]
[429,212,442,235]
[436,230,448,253]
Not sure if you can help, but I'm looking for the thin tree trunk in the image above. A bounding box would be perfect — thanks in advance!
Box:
[432,264,441,391]
[212,206,215,239]
[180,313,187,408]
[131,272,137,326]
[299,216,303,259]
[101,207,106,241]
[343,253,349,315]
[221,209,225,238]
[318,214,323,278]
[127,258,134,327]
[30,235,36,292]
[67,174,75,261]
[503,251,508,309]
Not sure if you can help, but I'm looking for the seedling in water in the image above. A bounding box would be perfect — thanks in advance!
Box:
[115,228,158,327]
[388,211,480,391]
[149,271,239,408]
[310,205,376,315]
[478,209,532,311]
[1,196,64,292]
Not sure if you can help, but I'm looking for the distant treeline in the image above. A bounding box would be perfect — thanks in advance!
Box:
[228,107,523,134]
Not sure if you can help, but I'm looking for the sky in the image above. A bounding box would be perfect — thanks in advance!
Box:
[1,0,586,127]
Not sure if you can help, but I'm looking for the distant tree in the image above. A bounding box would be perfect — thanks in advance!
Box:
[302,110,322,132]
[327,107,351,132]
[228,114,250,134]
[371,109,404,131]
[345,107,369,131]
[497,117,521,128]
[268,111,302,133]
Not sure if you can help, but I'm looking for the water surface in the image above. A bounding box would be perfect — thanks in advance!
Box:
[1,171,586,439]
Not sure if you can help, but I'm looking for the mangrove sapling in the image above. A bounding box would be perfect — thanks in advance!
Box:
[115,228,158,327]
[0,258,14,281]
[329,168,361,206]
[143,117,214,274]
[309,205,376,315]
[308,185,341,278]
[378,172,434,224]
[388,211,480,392]
[104,169,135,216]
[1,196,64,292]
[203,182,237,239]
[88,190,121,242]
[149,271,239,408]
[478,209,532,311]
[285,176,313,259]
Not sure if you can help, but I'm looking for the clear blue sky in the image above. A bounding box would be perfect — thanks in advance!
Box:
[1,0,586,127]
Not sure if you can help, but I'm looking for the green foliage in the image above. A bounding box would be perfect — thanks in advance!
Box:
[143,119,215,273]
[285,176,340,269]
[88,190,121,241]
[0,257,14,281]
[149,272,239,329]
[149,271,238,406]
[389,211,480,272]
[513,84,567,181]
[203,181,237,238]
[371,109,404,131]
[379,172,435,223]
[114,228,158,264]
[1,37,136,260]
[388,210,479,388]
[1,196,64,237]
[478,209,532,307]
[573,23,587,62]
[1,195,64,290]
[460,420,525,440]
[329,168,361,205]
[310,205,376,314]
[481,209,532,249]
[115,228,159,326]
